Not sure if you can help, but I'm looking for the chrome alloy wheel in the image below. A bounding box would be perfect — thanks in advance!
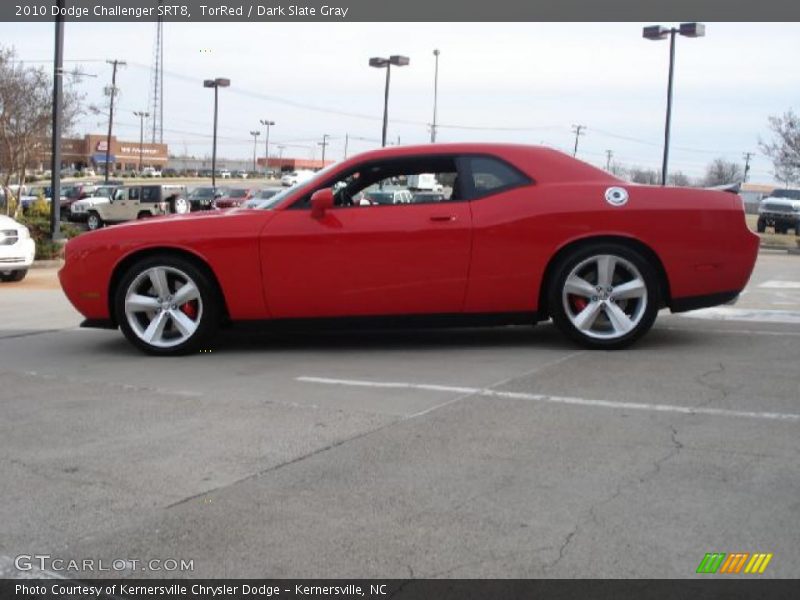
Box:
[561,254,648,340]
[173,197,190,214]
[124,266,203,348]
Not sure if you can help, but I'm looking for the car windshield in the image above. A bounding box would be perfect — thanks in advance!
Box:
[228,189,249,198]
[258,189,280,199]
[366,191,395,204]
[771,189,800,200]
[63,187,79,199]
[92,186,115,197]
[189,188,216,199]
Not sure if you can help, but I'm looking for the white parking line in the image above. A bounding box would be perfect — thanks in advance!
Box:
[758,280,800,289]
[681,307,800,324]
[296,376,800,423]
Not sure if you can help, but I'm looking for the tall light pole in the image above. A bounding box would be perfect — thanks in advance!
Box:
[369,55,410,147]
[250,130,260,173]
[643,22,705,186]
[203,77,230,188]
[742,152,754,183]
[431,49,440,143]
[133,111,149,171]
[259,119,275,176]
[104,59,126,183]
[50,0,64,240]
[277,145,285,172]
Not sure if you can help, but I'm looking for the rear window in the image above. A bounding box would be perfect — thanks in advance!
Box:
[771,189,800,200]
[467,157,529,195]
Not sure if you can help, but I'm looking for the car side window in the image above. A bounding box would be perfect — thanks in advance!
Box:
[466,156,529,198]
[128,187,140,201]
[141,187,160,202]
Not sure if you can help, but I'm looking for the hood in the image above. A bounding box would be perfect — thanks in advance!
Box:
[0,214,24,229]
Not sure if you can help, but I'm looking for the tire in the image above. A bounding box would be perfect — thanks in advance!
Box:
[114,254,220,356]
[171,196,190,214]
[776,225,787,235]
[547,243,660,350]
[0,269,27,282]
[756,218,766,233]
[86,212,103,231]
[795,221,800,237]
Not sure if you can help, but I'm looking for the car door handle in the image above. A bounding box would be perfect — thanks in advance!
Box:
[430,215,456,222]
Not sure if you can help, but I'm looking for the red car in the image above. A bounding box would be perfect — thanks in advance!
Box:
[59,144,759,355]
[213,187,256,209]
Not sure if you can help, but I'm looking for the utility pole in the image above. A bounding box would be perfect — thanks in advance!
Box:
[277,145,285,173]
[104,59,126,183]
[344,134,349,159]
[50,0,64,241]
[571,124,585,157]
[605,149,613,171]
[318,134,330,165]
[259,119,274,176]
[431,49,440,143]
[742,152,754,183]
[133,111,149,171]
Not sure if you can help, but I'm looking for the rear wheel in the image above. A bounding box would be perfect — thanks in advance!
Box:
[0,269,27,282]
[547,243,660,349]
[86,212,103,231]
[776,225,787,234]
[171,196,190,214]
[115,255,220,355]
[756,217,766,233]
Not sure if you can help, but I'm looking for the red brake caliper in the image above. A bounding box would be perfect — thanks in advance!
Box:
[571,296,588,313]
[180,302,198,319]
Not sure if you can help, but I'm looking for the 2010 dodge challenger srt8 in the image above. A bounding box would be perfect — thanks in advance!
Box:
[59,144,759,355]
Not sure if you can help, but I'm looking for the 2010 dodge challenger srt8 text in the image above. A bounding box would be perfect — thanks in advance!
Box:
[59,144,759,355]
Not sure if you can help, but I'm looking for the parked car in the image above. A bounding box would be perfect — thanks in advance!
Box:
[69,185,123,223]
[757,189,800,235]
[244,187,284,208]
[59,183,98,220]
[81,184,189,230]
[218,169,232,179]
[59,143,759,355]
[188,186,227,211]
[365,188,413,205]
[214,188,256,209]
[19,185,56,211]
[281,170,315,187]
[0,214,35,282]
[141,167,162,178]
[162,168,179,177]
[235,170,249,179]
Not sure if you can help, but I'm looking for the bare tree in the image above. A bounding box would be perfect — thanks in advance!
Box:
[0,46,83,217]
[627,166,661,185]
[760,110,800,186]
[667,171,692,187]
[703,158,743,187]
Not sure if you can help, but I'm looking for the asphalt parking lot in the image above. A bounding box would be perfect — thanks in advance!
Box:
[1,250,798,579]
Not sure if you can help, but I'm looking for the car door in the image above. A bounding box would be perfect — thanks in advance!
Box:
[105,187,131,221]
[259,156,473,319]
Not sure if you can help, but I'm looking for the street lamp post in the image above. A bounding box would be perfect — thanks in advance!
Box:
[203,77,231,188]
[133,111,149,172]
[431,49,440,143]
[369,55,409,147]
[643,22,705,186]
[259,119,275,176]
[318,134,330,165]
[250,130,260,173]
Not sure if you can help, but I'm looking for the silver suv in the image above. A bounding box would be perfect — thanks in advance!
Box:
[83,184,189,230]
[757,189,800,235]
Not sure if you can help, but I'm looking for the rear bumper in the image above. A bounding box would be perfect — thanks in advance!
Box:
[670,290,739,313]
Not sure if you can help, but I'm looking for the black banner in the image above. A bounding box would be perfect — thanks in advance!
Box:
[2,0,800,22]
[2,580,800,600]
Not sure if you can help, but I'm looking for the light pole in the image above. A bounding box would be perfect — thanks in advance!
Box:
[259,119,275,176]
[571,124,586,157]
[643,22,705,186]
[431,49,440,143]
[250,130,260,173]
[203,77,231,188]
[133,111,149,172]
[103,59,126,183]
[369,55,410,147]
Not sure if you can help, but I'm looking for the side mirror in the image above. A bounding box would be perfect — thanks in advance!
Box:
[310,188,334,219]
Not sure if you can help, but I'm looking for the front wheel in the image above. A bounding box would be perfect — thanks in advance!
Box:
[171,196,190,214]
[547,244,660,349]
[86,212,103,231]
[756,217,766,233]
[114,255,220,355]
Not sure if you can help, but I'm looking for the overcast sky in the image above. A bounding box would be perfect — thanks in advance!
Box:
[2,21,798,182]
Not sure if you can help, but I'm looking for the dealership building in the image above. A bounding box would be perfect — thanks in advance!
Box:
[38,134,168,172]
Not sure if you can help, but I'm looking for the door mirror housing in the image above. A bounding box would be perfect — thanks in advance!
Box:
[310,188,335,219]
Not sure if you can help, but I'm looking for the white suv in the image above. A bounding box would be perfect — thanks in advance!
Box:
[757,189,800,235]
[0,215,35,282]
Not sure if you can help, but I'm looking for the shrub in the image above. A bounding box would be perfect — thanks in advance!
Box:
[18,212,81,260]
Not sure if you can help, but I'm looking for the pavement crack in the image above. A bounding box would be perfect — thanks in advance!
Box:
[694,362,730,408]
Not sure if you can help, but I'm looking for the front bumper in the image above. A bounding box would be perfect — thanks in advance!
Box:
[0,237,35,270]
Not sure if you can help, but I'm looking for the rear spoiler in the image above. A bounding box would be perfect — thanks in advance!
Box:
[704,182,742,194]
